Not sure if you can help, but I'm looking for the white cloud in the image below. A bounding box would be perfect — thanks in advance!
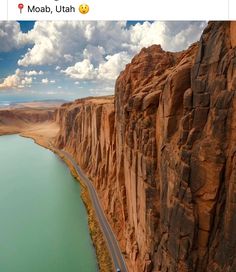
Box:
[0,22,28,52]
[0,69,32,90]
[64,54,73,62]
[42,78,56,84]
[63,59,97,80]
[64,51,131,81]
[25,70,37,76]
[42,78,49,84]
[15,21,206,86]
[16,21,206,68]
[1,21,207,95]
[25,70,44,76]
[17,21,129,66]
[128,21,208,52]
[97,52,130,80]
[63,51,131,81]
[21,77,32,85]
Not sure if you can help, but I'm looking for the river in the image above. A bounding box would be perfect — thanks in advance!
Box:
[0,135,98,272]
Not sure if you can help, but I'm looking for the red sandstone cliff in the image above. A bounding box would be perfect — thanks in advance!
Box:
[55,21,236,272]
[56,96,116,197]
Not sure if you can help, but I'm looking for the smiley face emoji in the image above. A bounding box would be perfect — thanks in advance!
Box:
[79,4,89,14]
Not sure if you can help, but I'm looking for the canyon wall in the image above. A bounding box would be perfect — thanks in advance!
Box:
[55,22,236,272]
[0,107,56,134]
[0,108,55,123]
[55,96,116,200]
[153,21,236,272]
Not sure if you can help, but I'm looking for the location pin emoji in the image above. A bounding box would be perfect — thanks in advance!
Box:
[18,3,24,13]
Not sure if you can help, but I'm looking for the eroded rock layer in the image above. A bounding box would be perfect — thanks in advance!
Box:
[55,22,236,272]
[0,107,55,134]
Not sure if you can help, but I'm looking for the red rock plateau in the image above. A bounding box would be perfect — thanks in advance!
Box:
[0,107,55,133]
[1,21,236,271]
[0,106,58,146]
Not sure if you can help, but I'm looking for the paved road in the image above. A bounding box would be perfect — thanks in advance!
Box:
[59,150,128,272]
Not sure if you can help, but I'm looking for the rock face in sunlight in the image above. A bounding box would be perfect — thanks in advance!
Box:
[55,96,116,199]
[55,22,236,272]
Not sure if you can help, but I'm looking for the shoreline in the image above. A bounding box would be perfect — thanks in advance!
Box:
[55,150,113,272]
[0,132,113,272]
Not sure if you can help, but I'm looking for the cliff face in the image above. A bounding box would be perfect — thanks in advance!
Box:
[114,43,198,271]
[55,22,236,272]
[56,97,116,198]
[154,21,236,272]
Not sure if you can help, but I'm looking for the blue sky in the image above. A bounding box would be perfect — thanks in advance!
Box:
[0,21,206,104]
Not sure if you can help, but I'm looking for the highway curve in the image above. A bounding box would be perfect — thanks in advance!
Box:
[59,150,128,272]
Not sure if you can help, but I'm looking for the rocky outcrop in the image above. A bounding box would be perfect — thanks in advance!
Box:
[55,22,236,272]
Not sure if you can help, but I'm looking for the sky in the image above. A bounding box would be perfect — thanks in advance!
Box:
[0,21,207,104]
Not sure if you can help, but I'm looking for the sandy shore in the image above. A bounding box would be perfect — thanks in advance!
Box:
[0,104,59,145]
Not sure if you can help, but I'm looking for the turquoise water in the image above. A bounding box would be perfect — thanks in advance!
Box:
[0,135,98,272]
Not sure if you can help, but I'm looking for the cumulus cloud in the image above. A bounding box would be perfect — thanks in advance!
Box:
[17,21,206,68]
[97,52,131,80]
[25,70,44,76]
[63,51,131,81]
[1,21,207,94]
[62,52,130,80]
[127,21,207,52]
[17,21,129,66]
[62,59,96,80]
[0,22,28,52]
[0,69,32,90]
